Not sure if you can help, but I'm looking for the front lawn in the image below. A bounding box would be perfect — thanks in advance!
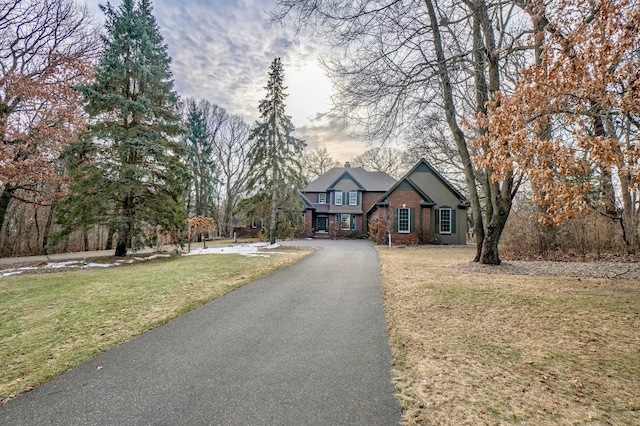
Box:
[379,246,640,425]
[0,250,309,402]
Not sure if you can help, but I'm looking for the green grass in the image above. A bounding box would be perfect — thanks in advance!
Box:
[0,251,309,401]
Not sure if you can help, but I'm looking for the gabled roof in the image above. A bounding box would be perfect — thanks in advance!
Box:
[299,191,315,210]
[327,170,365,191]
[374,177,437,210]
[368,159,468,213]
[305,166,396,192]
[407,159,467,202]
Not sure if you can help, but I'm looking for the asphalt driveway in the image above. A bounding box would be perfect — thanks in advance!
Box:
[0,239,401,425]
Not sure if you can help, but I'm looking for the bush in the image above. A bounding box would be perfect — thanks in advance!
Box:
[500,199,627,260]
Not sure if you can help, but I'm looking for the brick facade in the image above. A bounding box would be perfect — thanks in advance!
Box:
[301,160,467,244]
[369,189,431,245]
[304,210,313,237]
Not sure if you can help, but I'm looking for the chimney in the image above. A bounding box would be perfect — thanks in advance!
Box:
[344,161,351,168]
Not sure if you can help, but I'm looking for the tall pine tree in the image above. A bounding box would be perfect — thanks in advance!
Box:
[60,0,188,256]
[248,58,306,244]
[183,99,216,218]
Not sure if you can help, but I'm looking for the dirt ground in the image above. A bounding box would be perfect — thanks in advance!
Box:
[379,245,640,425]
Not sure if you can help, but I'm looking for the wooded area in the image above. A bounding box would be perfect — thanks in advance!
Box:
[274,0,639,263]
[1,0,638,261]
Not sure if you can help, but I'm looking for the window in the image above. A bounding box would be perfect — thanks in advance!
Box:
[398,208,410,233]
[348,191,358,206]
[334,191,343,205]
[439,208,452,234]
[318,193,326,204]
[251,218,265,229]
[340,214,351,230]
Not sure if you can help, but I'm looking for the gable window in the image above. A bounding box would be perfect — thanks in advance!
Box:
[348,191,358,206]
[318,193,326,204]
[334,191,343,205]
[439,208,452,234]
[397,208,410,233]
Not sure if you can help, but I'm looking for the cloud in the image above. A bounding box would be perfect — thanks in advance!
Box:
[296,114,370,163]
[82,0,369,160]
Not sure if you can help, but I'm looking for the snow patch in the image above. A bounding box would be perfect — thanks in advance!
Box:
[185,242,285,257]
[81,263,116,268]
[43,261,82,269]
[0,271,23,278]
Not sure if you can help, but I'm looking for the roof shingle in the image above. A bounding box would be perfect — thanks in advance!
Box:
[305,167,396,192]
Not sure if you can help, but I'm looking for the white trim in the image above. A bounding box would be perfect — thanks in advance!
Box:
[439,208,452,234]
[398,208,410,233]
[348,191,358,206]
[340,214,351,230]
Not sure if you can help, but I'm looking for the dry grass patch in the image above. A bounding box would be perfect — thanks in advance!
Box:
[379,246,640,425]
[0,250,310,402]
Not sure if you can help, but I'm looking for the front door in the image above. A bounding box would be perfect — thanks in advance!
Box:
[316,216,328,232]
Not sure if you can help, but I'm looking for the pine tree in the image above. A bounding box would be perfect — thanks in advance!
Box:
[60,0,188,256]
[183,99,216,218]
[247,58,307,244]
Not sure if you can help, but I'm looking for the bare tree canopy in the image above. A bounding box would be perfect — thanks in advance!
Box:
[351,147,412,179]
[273,0,535,263]
[302,147,340,181]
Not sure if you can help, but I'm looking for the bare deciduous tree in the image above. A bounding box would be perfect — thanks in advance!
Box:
[213,113,254,237]
[272,0,535,263]
[351,147,412,179]
[302,147,340,181]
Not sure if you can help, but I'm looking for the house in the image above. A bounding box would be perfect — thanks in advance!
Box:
[301,163,396,238]
[368,159,469,245]
[302,159,469,244]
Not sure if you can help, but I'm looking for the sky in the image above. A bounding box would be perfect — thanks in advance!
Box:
[82,0,370,163]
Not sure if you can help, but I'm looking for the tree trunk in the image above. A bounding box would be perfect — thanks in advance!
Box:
[106,225,115,250]
[115,196,134,256]
[0,185,16,235]
[618,169,639,254]
[115,238,128,257]
[424,0,485,261]
[42,202,56,254]
[269,180,278,245]
[115,224,130,257]
[480,199,512,264]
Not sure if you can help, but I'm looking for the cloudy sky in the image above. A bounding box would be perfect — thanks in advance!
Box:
[82,0,369,162]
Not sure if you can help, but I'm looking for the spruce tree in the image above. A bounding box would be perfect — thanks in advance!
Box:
[61,0,188,256]
[248,58,307,244]
[183,99,215,218]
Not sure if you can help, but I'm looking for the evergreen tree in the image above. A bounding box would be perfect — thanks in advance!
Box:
[60,0,188,256]
[247,58,306,244]
[183,99,216,218]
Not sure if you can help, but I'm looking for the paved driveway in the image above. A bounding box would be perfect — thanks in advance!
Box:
[0,239,401,425]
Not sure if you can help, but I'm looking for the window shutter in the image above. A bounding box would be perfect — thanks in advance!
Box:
[451,210,456,233]
[394,208,399,232]
[351,215,356,230]
[410,208,415,232]
[435,209,440,230]
[336,214,341,226]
